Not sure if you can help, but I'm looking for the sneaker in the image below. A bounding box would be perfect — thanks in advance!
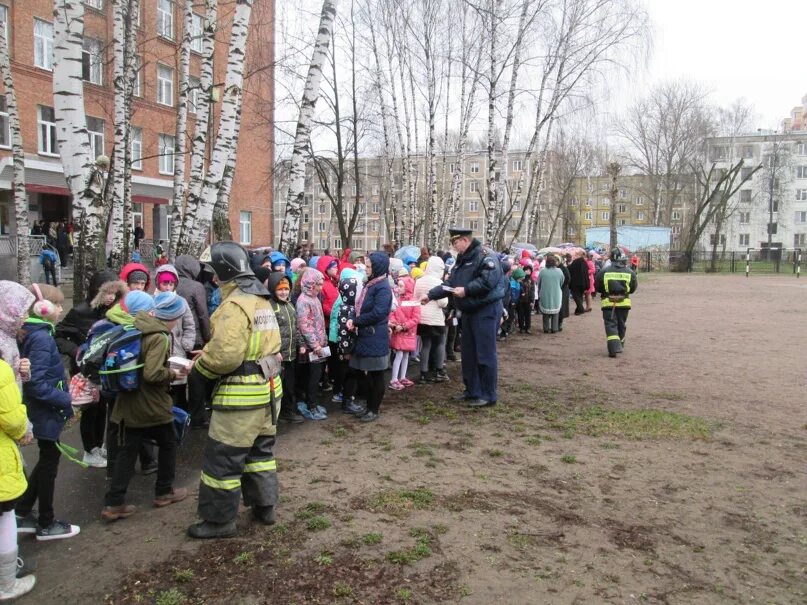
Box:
[359,410,379,422]
[418,373,435,385]
[344,399,366,415]
[36,520,80,541]
[410,356,420,363]
[82,450,107,468]
[434,371,449,383]
[16,513,37,535]
[400,378,415,387]
[153,488,189,508]
[95,446,107,460]
[389,380,404,391]
[321,382,333,393]
[331,392,344,403]
[141,462,158,476]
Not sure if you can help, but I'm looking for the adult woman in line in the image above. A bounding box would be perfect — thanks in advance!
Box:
[536,255,564,334]
[346,252,392,423]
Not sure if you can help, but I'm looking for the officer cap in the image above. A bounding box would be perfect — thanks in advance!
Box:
[448,227,472,242]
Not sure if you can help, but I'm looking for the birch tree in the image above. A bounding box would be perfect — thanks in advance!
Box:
[52,0,106,301]
[0,25,29,284]
[279,0,337,255]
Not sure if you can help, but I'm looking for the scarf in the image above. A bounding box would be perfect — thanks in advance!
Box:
[355,274,386,318]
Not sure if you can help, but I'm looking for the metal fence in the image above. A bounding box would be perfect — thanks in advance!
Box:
[636,249,802,276]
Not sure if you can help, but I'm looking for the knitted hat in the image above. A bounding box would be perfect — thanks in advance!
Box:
[512,268,526,280]
[290,258,306,272]
[157,271,178,285]
[127,270,149,285]
[122,290,155,315]
[348,251,363,264]
[397,267,409,278]
[153,292,188,321]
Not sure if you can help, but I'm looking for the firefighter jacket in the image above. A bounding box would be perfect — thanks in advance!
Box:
[195,281,282,412]
[594,261,638,309]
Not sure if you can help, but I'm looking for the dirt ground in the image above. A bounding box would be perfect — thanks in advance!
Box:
[18,274,807,604]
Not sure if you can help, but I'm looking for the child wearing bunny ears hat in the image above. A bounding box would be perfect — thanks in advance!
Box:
[15,284,80,541]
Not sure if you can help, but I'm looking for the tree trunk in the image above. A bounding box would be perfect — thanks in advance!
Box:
[608,162,621,249]
[212,107,241,242]
[0,27,29,285]
[170,0,193,256]
[278,0,337,255]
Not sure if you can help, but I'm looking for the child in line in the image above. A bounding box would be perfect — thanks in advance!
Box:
[295,269,327,420]
[266,272,303,424]
[389,274,420,390]
[335,269,362,413]
[15,284,79,541]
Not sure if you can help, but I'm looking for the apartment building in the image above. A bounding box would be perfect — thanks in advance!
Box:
[0,0,274,250]
[273,151,549,252]
[702,129,807,253]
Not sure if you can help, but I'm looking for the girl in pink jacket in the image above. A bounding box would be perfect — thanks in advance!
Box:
[388,275,420,390]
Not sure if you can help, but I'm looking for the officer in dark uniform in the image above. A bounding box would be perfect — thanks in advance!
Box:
[594,248,638,358]
[421,227,504,407]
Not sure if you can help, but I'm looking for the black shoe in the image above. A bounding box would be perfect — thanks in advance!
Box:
[191,419,210,429]
[466,399,496,408]
[279,411,304,424]
[344,400,366,415]
[321,382,333,393]
[609,352,618,358]
[359,411,379,422]
[434,371,449,383]
[253,505,276,526]
[452,392,472,401]
[141,462,158,476]
[418,373,435,385]
[446,355,457,362]
[187,520,238,539]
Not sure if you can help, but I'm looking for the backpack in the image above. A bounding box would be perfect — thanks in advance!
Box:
[78,322,127,384]
[98,326,146,393]
[509,278,521,301]
[172,406,191,444]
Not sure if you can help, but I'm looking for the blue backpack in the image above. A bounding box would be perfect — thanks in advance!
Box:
[78,322,127,385]
[98,326,147,393]
[509,278,521,301]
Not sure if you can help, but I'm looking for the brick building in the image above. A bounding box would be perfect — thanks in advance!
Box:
[0,0,274,256]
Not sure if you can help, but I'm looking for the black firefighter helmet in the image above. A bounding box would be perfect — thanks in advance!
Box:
[202,241,254,282]
[609,247,624,263]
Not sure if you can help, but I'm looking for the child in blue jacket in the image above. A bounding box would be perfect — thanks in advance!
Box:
[15,284,80,541]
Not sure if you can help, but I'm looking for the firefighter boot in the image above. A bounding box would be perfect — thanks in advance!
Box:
[253,505,276,526]
[187,519,238,539]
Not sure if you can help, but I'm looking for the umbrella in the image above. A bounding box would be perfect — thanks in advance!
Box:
[538,246,562,255]
[557,242,577,249]
[394,245,420,261]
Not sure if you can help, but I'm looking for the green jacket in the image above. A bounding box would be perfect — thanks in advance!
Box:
[110,312,173,428]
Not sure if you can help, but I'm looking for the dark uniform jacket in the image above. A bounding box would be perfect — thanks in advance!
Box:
[595,260,638,308]
[428,239,504,313]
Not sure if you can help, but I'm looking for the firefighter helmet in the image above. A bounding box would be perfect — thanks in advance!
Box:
[610,247,623,262]
[207,241,254,282]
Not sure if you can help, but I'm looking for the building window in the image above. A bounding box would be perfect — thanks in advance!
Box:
[86,116,104,159]
[568,198,577,207]
[469,220,479,231]
[601,211,609,221]
[157,0,174,39]
[671,225,681,235]
[372,202,380,214]
[739,211,751,224]
[469,200,479,212]
[797,143,807,156]
[635,196,644,205]
[739,233,750,247]
[82,38,103,85]
[584,211,593,221]
[795,234,806,247]
[617,203,627,213]
[768,222,778,235]
[710,145,729,161]
[239,211,252,244]
[796,166,807,179]
[131,56,142,97]
[619,188,626,198]
[469,181,479,193]
[585,198,592,207]
[512,200,520,211]
[741,145,754,159]
[302,229,309,241]
[371,221,379,233]
[34,19,54,70]
[637,211,644,221]
[0,6,8,46]
[740,166,754,181]
[332,238,342,249]
[190,13,204,53]
[587,182,594,193]
[317,222,326,232]
[449,162,456,173]
[317,203,325,214]
[130,127,142,170]
[618,219,627,226]
[0,97,8,149]
[709,234,726,246]
[85,0,104,9]
[601,198,610,206]
[671,210,681,221]
[372,184,380,196]
[187,76,201,114]
[157,64,174,106]
[511,159,523,172]
[796,189,807,201]
[37,106,58,156]
[158,133,175,174]
[469,161,480,174]
[740,189,752,203]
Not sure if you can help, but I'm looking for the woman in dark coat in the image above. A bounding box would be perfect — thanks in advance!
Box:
[346,252,392,423]
[557,254,571,332]
[568,253,590,315]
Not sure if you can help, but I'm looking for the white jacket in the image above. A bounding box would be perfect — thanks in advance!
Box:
[414,257,448,326]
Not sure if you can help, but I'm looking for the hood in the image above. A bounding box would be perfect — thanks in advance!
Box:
[290,258,306,272]
[87,270,119,303]
[105,302,134,326]
[388,257,404,276]
[174,255,202,280]
[512,268,526,280]
[91,280,128,310]
[402,256,417,267]
[133,311,170,335]
[156,264,180,287]
[270,251,290,268]
[308,256,320,269]
[339,272,361,306]
[316,255,338,278]
[398,276,415,301]
[120,262,151,290]
[0,281,35,338]
[369,251,389,278]
[424,256,445,278]
[300,268,324,296]
[22,317,54,337]
[266,272,292,301]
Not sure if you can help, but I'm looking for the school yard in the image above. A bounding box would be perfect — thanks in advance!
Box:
[19,273,807,604]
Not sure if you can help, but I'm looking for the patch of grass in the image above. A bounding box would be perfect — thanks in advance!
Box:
[416,415,432,425]
[487,449,504,457]
[365,487,435,516]
[387,527,435,565]
[172,568,194,583]
[362,532,383,545]
[422,401,458,420]
[314,551,333,565]
[433,524,449,535]
[233,551,254,565]
[410,442,434,457]
[295,501,327,520]
[333,581,354,597]
[331,426,348,438]
[306,515,331,531]
[525,436,542,446]
[561,454,577,464]
[340,535,361,549]
[561,428,575,439]
[395,587,413,602]
[566,406,714,440]
[155,588,185,605]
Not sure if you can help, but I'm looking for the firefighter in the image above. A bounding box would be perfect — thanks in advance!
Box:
[187,242,283,539]
[594,248,638,358]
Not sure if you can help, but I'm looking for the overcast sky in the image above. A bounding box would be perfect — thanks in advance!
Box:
[631,0,804,129]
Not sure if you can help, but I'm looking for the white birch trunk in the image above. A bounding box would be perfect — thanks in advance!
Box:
[278,0,337,255]
[182,0,253,255]
[170,0,193,257]
[52,0,104,301]
[176,0,216,254]
[0,27,29,284]
[213,107,242,241]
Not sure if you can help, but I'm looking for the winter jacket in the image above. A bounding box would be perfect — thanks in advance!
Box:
[267,272,299,362]
[119,262,151,290]
[269,251,293,281]
[427,239,504,313]
[19,318,73,441]
[595,260,638,309]
[568,257,590,291]
[560,263,571,319]
[586,259,596,294]
[519,272,536,305]
[353,252,392,358]
[296,270,328,358]
[39,249,57,267]
[334,270,360,358]
[155,265,196,360]
[174,255,211,346]
[389,277,420,352]
[315,255,340,318]
[110,313,173,429]
[55,272,124,373]
[537,267,564,314]
[0,360,28,503]
[414,257,448,326]
[0,281,36,388]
